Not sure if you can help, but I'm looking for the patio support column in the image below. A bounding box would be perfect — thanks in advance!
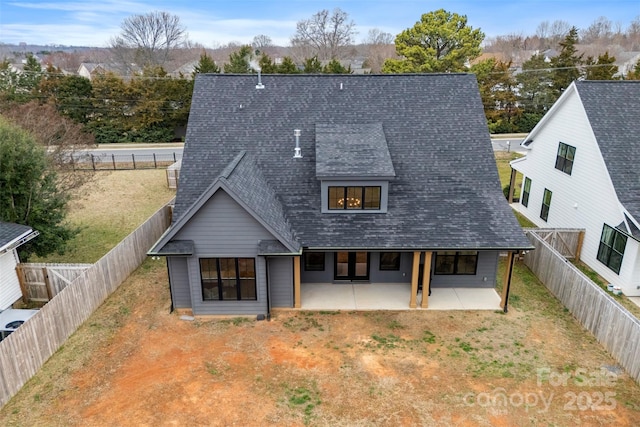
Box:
[508,168,517,203]
[410,252,420,308]
[500,251,516,312]
[421,252,432,308]
[294,256,301,308]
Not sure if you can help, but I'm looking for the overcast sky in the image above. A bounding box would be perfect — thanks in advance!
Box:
[0,0,638,47]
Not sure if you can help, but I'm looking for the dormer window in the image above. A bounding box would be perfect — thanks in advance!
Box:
[315,122,396,215]
[328,186,381,210]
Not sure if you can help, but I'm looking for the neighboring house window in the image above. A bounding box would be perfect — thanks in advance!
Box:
[522,177,531,207]
[379,252,401,270]
[555,142,576,175]
[304,252,325,271]
[597,224,627,274]
[200,258,256,301]
[434,251,478,275]
[328,186,381,210]
[540,189,552,221]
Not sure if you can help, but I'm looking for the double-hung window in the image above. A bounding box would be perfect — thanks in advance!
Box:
[200,258,256,301]
[555,142,576,175]
[597,224,627,274]
[540,189,552,221]
[522,177,531,207]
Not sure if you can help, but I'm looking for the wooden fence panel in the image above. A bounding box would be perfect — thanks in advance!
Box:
[524,230,640,384]
[16,264,92,303]
[0,204,171,407]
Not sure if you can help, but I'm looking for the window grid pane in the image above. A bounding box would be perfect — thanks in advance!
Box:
[555,142,576,175]
[522,177,531,207]
[200,258,256,301]
[597,225,627,274]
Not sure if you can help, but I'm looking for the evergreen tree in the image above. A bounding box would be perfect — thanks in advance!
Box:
[382,9,484,73]
[550,27,583,97]
[277,57,300,74]
[0,116,78,260]
[303,56,323,73]
[471,58,521,133]
[192,52,219,76]
[224,45,253,74]
[323,59,351,74]
[585,52,619,80]
[258,53,277,73]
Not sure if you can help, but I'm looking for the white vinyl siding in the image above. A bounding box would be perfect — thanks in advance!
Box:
[511,85,639,295]
[0,250,22,310]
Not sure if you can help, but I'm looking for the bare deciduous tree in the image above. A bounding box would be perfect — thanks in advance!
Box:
[252,34,273,51]
[110,11,188,70]
[581,17,614,44]
[363,28,396,73]
[290,8,356,61]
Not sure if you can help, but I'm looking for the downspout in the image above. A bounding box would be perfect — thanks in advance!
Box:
[503,251,517,313]
[264,256,271,321]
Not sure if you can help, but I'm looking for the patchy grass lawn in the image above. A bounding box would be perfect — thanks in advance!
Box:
[35,169,175,263]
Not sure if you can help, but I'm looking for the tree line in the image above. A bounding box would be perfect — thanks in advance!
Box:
[1,8,639,260]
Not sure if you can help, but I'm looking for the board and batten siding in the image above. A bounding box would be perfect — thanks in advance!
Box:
[0,250,22,311]
[167,257,191,308]
[172,190,279,315]
[512,87,639,295]
[430,251,499,288]
[267,257,293,308]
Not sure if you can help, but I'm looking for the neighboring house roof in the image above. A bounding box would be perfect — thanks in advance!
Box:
[0,222,38,253]
[161,74,530,252]
[575,81,640,233]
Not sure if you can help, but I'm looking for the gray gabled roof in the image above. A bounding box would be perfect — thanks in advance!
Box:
[150,151,299,254]
[576,81,640,233]
[170,74,530,251]
[0,221,35,252]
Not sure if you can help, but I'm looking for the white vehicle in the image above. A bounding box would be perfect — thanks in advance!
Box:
[0,309,38,342]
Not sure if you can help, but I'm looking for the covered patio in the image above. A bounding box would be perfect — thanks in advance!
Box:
[299,284,502,311]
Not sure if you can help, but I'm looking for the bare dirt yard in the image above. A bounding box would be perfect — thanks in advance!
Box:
[2,168,640,426]
[2,259,640,426]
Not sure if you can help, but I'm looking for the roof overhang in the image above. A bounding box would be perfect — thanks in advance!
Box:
[0,230,40,253]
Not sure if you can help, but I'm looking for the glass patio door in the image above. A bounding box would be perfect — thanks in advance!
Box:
[334,252,369,281]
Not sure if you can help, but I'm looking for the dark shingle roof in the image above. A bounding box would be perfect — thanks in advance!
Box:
[315,123,396,178]
[172,74,530,250]
[576,81,640,230]
[0,221,33,251]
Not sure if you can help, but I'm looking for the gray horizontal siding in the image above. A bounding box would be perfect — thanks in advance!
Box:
[168,257,191,309]
[268,257,293,308]
[430,251,499,288]
[175,190,277,315]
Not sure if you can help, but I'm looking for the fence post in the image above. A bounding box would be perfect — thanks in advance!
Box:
[112,154,116,170]
[132,153,136,169]
[91,154,96,171]
[42,267,53,301]
[153,153,157,168]
[15,265,29,303]
[70,153,75,171]
[173,152,176,162]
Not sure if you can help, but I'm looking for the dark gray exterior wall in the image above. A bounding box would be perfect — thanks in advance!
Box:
[173,190,278,316]
[167,257,191,309]
[300,251,499,288]
[268,256,294,308]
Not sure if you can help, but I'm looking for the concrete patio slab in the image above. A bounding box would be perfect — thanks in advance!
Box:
[300,284,501,311]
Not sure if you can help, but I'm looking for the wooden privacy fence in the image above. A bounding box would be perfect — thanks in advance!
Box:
[523,230,640,383]
[527,228,585,259]
[0,204,171,407]
[16,263,92,302]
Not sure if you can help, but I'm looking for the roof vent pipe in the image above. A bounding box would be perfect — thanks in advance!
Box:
[256,69,264,89]
[293,129,302,158]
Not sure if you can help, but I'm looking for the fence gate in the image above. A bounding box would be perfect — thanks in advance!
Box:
[16,264,92,302]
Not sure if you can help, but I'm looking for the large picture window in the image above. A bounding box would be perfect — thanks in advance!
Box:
[328,186,381,210]
[434,251,478,275]
[522,177,531,207]
[200,258,256,301]
[379,252,401,270]
[555,142,576,175]
[304,252,325,271]
[597,224,627,274]
[540,189,552,221]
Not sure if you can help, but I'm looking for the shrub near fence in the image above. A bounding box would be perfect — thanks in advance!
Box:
[524,230,640,383]
[0,204,171,407]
